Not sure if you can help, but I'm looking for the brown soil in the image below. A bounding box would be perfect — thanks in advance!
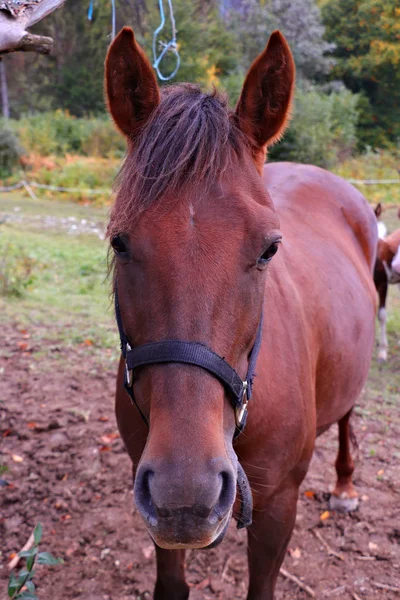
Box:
[1,321,399,600]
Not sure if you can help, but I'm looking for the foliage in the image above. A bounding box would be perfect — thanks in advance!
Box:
[226,0,334,86]
[0,123,24,178]
[0,244,38,297]
[140,0,238,88]
[4,0,335,116]
[333,147,400,206]
[10,111,125,158]
[322,0,400,148]
[8,523,63,600]
[269,84,359,167]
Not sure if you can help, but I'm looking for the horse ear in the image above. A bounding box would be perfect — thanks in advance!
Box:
[235,31,295,171]
[375,203,382,218]
[105,27,160,139]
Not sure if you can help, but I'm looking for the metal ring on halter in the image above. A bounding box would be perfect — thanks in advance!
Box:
[125,342,133,388]
[235,381,249,428]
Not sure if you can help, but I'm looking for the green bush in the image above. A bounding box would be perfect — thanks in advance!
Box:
[269,85,359,168]
[0,244,38,297]
[10,111,125,158]
[0,124,23,178]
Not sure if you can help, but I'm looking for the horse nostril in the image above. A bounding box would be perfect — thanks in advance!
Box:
[134,468,157,527]
[210,470,236,524]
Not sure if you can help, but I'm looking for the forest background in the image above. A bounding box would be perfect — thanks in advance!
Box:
[1,0,400,206]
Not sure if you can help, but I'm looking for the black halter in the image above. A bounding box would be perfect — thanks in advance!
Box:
[114,285,263,528]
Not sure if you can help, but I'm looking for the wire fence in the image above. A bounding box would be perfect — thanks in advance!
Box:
[0,180,111,199]
[0,177,400,201]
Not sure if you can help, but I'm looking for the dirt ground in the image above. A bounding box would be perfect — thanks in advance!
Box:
[1,318,399,600]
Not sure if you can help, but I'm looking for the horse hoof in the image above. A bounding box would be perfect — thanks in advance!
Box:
[329,493,359,513]
[378,349,387,362]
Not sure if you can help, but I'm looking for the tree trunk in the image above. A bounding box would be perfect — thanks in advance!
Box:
[0,59,10,119]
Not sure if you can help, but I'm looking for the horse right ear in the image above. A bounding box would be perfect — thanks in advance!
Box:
[375,203,382,218]
[105,27,160,139]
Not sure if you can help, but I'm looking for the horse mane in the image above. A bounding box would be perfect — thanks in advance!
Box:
[107,84,247,236]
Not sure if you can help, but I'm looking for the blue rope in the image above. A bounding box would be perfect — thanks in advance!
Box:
[87,0,94,21]
[111,0,116,39]
[152,0,180,82]
[88,0,116,39]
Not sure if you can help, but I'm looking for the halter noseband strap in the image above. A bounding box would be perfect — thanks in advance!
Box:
[114,286,263,527]
[115,287,263,436]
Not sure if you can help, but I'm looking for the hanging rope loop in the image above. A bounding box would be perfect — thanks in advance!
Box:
[152,0,180,82]
[88,0,116,39]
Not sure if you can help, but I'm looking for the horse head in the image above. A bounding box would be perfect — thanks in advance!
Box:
[105,27,294,549]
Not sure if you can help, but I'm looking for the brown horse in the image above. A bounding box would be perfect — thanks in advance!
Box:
[374,204,400,361]
[105,27,377,599]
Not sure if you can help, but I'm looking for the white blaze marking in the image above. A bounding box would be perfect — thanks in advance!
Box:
[189,203,195,226]
[377,221,387,239]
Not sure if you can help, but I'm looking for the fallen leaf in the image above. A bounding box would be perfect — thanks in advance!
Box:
[83,339,93,346]
[2,429,13,437]
[12,454,23,463]
[304,490,315,499]
[320,511,330,521]
[99,445,112,452]
[27,422,37,429]
[8,552,17,561]
[196,578,210,590]
[66,407,90,422]
[98,416,109,422]
[17,341,28,351]
[142,545,155,560]
[60,514,71,522]
[290,547,302,559]
[101,433,119,444]
[377,469,384,476]
[368,542,378,551]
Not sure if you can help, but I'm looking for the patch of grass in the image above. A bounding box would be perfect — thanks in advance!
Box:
[0,194,116,350]
[4,154,120,206]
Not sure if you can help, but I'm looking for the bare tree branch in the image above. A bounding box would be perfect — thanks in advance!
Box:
[0,0,66,54]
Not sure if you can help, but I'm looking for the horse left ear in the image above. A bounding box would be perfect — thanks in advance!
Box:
[105,27,160,139]
[235,31,295,172]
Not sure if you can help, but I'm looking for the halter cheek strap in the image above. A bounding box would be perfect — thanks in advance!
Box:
[114,286,263,527]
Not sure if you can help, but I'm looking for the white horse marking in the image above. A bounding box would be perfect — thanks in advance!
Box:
[377,307,388,362]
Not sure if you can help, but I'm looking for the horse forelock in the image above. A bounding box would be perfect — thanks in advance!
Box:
[107,84,247,237]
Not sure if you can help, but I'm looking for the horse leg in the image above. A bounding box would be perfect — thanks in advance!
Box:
[329,408,358,512]
[377,281,388,362]
[246,479,299,600]
[154,546,189,600]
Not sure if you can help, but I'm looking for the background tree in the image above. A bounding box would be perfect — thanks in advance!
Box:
[322,0,400,148]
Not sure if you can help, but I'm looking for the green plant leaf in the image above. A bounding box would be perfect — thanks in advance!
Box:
[37,552,63,566]
[17,569,29,582]
[16,593,38,600]
[26,552,37,572]
[33,523,42,545]
[25,581,35,593]
[8,572,19,598]
[18,551,33,559]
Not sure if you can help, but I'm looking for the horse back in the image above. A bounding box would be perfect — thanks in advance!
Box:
[262,162,377,430]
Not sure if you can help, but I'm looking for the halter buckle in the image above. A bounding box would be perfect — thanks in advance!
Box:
[235,381,249,427]
[125,343,133,388]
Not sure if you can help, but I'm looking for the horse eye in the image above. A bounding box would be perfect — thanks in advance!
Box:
[258,242,279,266]
[111,235,128,254]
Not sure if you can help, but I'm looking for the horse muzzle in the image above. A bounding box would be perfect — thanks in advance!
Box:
[133,458,236,549]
